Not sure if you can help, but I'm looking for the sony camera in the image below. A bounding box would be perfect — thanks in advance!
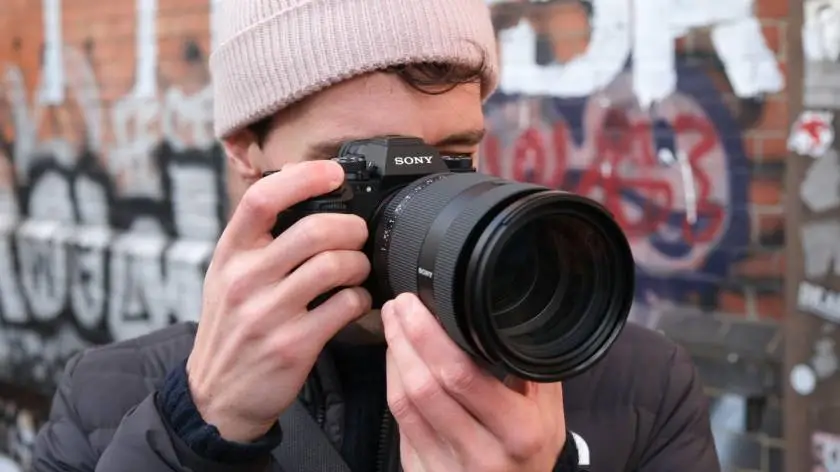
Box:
[267,136,634,382]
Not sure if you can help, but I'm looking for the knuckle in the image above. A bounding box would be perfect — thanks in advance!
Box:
[240,187,273,217]
[387,390,415,421]
[339,288,371,314]
[400,311,434,344]
[405,374,445,405]
[313,251,344,279]
[296,215,329,247]
[505,430,545,459]
[221,263,253,307]
[268,333,303,365]
[439,362,479,395]
[326,214,368,249]
[235,302,264,327]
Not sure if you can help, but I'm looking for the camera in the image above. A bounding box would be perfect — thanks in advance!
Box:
[267,136,635,382]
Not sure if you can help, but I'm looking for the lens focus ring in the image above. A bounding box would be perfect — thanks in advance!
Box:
[379,173,543,353]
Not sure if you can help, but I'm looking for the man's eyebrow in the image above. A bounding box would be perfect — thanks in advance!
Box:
[431,128,486,148]
[303,128,486,161]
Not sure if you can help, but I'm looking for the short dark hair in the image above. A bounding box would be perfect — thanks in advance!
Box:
[247,59,488,148]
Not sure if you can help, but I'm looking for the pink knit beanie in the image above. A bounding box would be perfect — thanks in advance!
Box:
[209,0,500,139]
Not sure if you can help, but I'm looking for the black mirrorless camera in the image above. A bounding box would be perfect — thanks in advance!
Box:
[267,136,635,382]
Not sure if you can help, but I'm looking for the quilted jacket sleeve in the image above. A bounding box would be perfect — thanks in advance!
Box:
[32,353,99,470]
[637,344,721,471]
[32,351,271,472]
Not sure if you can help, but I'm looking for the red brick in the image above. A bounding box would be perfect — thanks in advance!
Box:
[755,135,790,162]
[755,0,789,20]
[755,293,786,320]
[761,22,784,57]
[745,135,791,162]
[718,290,749,316]
[750,94,789,134]
[733,252,784,278]
[754,210,785,241]
[750,179,783,206]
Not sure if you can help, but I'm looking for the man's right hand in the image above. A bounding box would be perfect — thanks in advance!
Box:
[186,160,372,443]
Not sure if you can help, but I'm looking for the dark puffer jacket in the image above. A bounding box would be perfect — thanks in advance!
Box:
[32,322,720,471]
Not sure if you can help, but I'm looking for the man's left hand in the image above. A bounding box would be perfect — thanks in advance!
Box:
[382,293,567,472]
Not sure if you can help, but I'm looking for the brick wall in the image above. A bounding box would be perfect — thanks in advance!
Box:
[0,0,792,470]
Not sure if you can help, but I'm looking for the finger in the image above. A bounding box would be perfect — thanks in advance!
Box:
[303,286,372,347]
[261,213,368,279]
[391,293,536,446]
[278,250,370,309]
[382,301,500,459]
[219,160,345,254]
[400,434,426,472]
[386,349,453,472]
[400,431,453,472]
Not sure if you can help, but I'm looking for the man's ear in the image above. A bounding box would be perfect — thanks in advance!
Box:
[222,129,263,182]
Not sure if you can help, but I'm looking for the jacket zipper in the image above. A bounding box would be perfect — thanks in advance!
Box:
[315,401,326,427]
[374,407,395,472]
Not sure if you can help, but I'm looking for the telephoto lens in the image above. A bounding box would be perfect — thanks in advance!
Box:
[372,172,635,383]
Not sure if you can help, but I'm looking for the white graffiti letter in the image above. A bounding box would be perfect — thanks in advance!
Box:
[168,162,221,239]
[16,222,70,323]
[210,0,224,51]
[161,87,215,152]
[109,0,161,195]
[69,226,111,331]
[164,240,214,324]
[39,0,64,104]
[637,0,783,105]
[496,0,783,104]
[0,223,27,323]
[497,0,631,97]
[107,228,169,342]
[134,0,158,99]
[16,170,75,322]
[107,228,212,341]
[705,2,784,99]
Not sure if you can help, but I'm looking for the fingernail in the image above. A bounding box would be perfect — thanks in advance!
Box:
[381,300,394,318]
[393,295,409,318]
[324,160,345,186]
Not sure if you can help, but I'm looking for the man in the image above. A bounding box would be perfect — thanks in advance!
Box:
[32,0,720,471]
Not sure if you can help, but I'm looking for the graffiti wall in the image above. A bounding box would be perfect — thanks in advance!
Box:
[0,0,226,390]
[785,1,840,470]
[0,0,789,470]
[483,0,786,329]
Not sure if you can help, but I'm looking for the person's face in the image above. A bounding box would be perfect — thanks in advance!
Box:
[222,71,486,339]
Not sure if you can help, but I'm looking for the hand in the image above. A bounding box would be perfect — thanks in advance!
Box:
[382,293,566,472]
[186,160,372,442]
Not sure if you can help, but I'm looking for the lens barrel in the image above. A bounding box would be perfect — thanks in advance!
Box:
[371,172,635,382]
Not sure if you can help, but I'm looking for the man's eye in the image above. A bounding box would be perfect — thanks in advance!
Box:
[441,151,475,159]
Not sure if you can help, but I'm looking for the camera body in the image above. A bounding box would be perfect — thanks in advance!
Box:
[269,135,475,303]
[266,135,635,382]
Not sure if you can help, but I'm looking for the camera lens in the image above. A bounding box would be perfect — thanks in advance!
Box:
[371,173,634,382]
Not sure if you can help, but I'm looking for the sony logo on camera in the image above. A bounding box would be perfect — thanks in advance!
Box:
[393,155,434,165]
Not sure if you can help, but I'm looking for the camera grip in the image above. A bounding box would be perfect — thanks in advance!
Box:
[270,183,354,237]
[268,183,357,310]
